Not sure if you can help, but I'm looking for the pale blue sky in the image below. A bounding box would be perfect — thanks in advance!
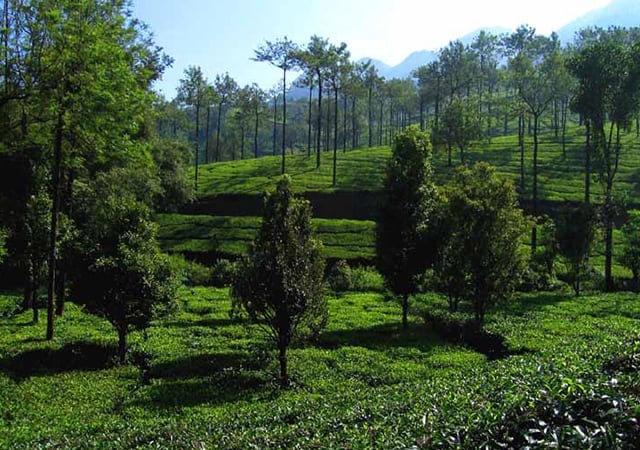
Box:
[132,0,611,97]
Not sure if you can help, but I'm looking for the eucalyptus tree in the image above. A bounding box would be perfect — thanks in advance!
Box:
[324,41,351,185]
[502,25,536,192]
[232,85,253,160]
[363,63,384,147]
[295,70,315,156]
[211,73,238,162]
[345,61,369,149]
[568,31,640,291]
[412,65,431,131]
[439,40,477,102]
[508,30,560,252]
[246,83,267,159]
[296,35,332,167]
[254,37,299,174]
[471,30,500,136]
[177,66,207,190]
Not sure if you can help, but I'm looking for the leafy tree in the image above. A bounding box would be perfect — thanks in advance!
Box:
[376,126,437,329]
[568,32,640,291]
[212,72,238,162]
[231,176,325,388]
[176,66,207,190]
[295,35,332,168]
[151,140,194,213]
[324,41,351,185]
[253,37,299,174]
[556,203,597,297]
[434,95,482,166]
[435,163,527,323]
[71,174,177,364]
[620,210,640,291]
[507,29,559,252]
[363,63,384,147]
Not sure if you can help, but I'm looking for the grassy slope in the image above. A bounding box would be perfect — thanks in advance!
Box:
[194,125,640,204]
[156,214,375,260]
[0,289,638,448]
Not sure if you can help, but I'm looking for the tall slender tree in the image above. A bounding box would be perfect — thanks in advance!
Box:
[568,32,640,291]
[213,72,238,162]
[177,66,207,191]
[254,37,299,174]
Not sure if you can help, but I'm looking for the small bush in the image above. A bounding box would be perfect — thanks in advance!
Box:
[211,259,238,287]
[350,266,384,292]
[169,254,213,287]
[327,260,352,291]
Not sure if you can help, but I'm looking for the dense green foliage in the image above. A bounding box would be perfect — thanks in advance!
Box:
[0,287,638,448]
[232,176,326,387]
[156,214,376,261]
[556,204,598,296]
[434,163,528,322]
[376,126,437,328]
[70,179,178,362]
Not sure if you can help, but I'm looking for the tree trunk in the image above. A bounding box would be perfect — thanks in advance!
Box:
[55,270,65,316]
[351,97,357,149]
[532,112,539,254]
[316,77,323,168]
[205,105,211,163]
[216,102,223,161]
[240,126,245,160]
[585,120,591,204]
[272,96,277,156]
[254,109,259,159]
[368,86,373,147]
[519,113,525,193]
[307,84,313,157]
[46,106,65,341]
[401,294,409,329]
[118,326,127,365]
[281,69,286,175]
[342,94,347,153]
[194,98,200,190]
[278,344,288,389]
[333,89,338,186]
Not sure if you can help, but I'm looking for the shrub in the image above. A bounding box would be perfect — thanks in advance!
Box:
[232,176,326,388]
[168,254,213,287]
[211,259,238,287]
[350,266,384,292]
[327,260,352,291]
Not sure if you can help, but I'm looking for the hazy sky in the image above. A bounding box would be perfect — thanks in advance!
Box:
[131,0,612,97]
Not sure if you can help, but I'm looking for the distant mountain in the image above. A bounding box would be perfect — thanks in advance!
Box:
[361,27,511,81]
[557,0,640,44]
[287,2,640,99]
[384,50,438,79]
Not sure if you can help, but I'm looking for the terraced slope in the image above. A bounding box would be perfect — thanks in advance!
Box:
[193,125,640,204]
[157,214,375,261]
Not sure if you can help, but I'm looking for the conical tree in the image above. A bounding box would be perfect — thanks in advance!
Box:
[232,175,326,388]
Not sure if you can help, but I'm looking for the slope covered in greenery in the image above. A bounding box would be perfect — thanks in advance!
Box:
[157,214,375,261]
[193,125,640,205]
[1,288,639,448]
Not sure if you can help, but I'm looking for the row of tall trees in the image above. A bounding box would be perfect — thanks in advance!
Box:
[0,0,191,352]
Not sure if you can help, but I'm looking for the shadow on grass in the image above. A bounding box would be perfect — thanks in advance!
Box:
[0,342,116,382]
[138,350,271,409]
[316,322,442,353]
[163,317,246,329]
